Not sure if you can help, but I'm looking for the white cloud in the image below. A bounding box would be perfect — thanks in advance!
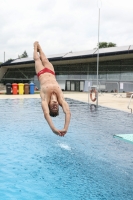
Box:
[0,0,133,62]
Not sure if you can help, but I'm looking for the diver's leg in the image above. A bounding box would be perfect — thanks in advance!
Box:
[33,42,44,74]
[37,43,55,72]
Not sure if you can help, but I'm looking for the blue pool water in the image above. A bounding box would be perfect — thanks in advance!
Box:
[0,98,133,200]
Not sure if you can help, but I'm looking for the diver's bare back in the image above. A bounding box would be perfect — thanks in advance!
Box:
[39,73,63,103]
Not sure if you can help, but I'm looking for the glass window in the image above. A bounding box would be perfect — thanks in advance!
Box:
[99,72,107,80]
[69,74,81,79]
[56,75,69,80]
[70,65,81,71]
[71,82,75,91]
[88,72,97,80]
[107,72,120,80]
[121,65,133,71]
[66,81,70,90]
[120,72,133,81]
[99,65,107,72]
[80,81,84,90]
[89,64,97,72]
[58,71,68,75]
[106,65,121,72]
[121,59,133,65]
[81,65,87,71]
[54,65,70,72]
[81,74,87,79]
[75,81,80,91]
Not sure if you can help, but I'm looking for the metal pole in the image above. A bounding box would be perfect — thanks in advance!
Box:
[4,52,5,62]
[96,8,100,107]
[88,82,90,104]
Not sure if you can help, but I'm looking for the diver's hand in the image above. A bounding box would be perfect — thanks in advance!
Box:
[52,128,62,136]
[52,128,67,137]
[58,128,67,137]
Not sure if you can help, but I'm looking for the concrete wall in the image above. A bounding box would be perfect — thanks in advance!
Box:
[0,67,7,81]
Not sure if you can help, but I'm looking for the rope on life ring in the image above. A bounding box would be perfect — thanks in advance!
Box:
[90,89,97,102]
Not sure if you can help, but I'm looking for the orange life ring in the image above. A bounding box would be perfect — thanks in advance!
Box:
[90,89,97,102]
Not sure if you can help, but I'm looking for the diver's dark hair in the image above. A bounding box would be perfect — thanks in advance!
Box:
[49,107,59,117]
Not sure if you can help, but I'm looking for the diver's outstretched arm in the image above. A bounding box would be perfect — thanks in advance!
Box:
[41,100,63,136]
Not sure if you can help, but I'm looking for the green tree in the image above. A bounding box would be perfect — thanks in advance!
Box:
[18,51,28,58]
[7,58,13,61]
[98,42,116,48]
[5,58,13,62]
[107,42,116,47]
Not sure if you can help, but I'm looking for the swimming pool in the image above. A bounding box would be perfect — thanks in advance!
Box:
[0,98,133,200]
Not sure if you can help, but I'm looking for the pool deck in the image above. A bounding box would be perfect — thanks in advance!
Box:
[0,91,133,113]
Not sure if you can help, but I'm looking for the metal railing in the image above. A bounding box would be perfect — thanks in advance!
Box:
[105,82,119,93]
[127,94,133,113]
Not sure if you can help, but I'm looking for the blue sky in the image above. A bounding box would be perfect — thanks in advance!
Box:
[0,0,133,62]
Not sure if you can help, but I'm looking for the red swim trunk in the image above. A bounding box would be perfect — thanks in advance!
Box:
[37,68,55,78]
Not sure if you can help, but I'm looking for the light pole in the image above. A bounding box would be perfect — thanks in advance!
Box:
[96,0,101,107]
[4,52,5,62]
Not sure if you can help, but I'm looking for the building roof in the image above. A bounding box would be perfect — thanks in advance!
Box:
[1,45,133,67]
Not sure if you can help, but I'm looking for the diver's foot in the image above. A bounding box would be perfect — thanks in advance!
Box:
[37,43,43,53]
[34,41,39,49]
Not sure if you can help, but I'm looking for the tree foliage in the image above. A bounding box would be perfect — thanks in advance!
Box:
[98,42,116,48]
[7,58,13,61]
[18,51,28,58]
[5,58,13,63]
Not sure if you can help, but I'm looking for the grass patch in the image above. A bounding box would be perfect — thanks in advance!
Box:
[34,91,40,94]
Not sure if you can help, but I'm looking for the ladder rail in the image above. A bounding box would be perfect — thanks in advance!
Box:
[127,94,133,113]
